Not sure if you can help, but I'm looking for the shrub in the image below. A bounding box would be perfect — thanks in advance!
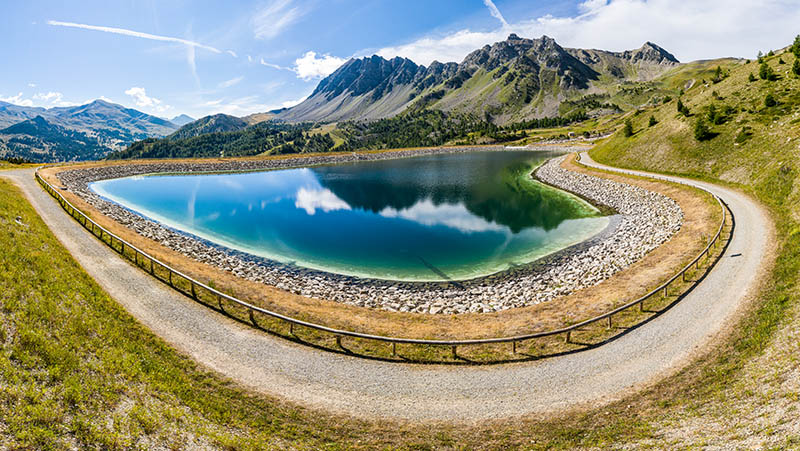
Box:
[677,99,690,116]
[648,115,658,127]
[662,95,672,104]
[767,50,775,57]
[694,118,712,141]
[778,58,785,64]
[765,93,777,108]
[623,119,634,137]
[735,126,753,144]
[749,73,757,82]
[793,59,800,77]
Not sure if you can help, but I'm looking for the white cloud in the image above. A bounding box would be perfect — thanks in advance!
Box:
[218,76,244,88]
[578,0,608,13]
[376,0,800,65]
[292,51,347,80]
[483,0,508,27]
[27,83,36,88]
[247,55,254,63]
[294,187,351,215]
[252,0,305,40]
[47,20,222,53]
[0,92,34,107]
[226,50,238,58]
[380,200,504,233]
[33,92,62,102]
[124,87,170,113]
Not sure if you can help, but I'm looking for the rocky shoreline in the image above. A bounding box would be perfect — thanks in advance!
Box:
[55,147,682,314]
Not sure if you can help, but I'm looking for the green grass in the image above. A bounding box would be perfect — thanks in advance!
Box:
[0,177,416,449]
[582,47,800,447]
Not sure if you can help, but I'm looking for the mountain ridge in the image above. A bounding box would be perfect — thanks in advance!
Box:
[276,34,680,124]
[0,99,180,162]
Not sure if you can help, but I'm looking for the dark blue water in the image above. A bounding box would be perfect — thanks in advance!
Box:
[91,151,608,281]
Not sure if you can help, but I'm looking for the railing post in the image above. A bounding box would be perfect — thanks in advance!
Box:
[391,342,396,356]
[168,270,173,287]
[512,340,517,354]
[190,282,197,300]
[565,330,571,343]
[289,322,294,335]
[217,294,224,311]
[336,335,343,349]
[451,345,457,359]
[607,315,612,329]
[149,259,155,275]
[639,301,644,312]
[249,309,257,327]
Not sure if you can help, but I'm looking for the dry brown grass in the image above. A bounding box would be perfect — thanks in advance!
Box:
[38,150,720,349]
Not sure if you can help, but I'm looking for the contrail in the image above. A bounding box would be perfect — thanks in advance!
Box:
[47,20,222,53]
[483,0,509,27]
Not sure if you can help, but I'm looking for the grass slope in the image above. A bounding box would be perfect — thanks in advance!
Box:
[586,45,800,447]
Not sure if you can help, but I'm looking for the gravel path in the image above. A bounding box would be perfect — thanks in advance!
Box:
[0,154,771,422]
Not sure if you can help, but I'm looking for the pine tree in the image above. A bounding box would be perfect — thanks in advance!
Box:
[648,115,658,127]
[759,62,776,81]
[793,59,800,77]
[793,35,800,58]
[749,72,757,82]
[623,119,634,137]
[713,65,722,83]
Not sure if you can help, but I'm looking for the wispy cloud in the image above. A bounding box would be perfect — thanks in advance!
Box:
[260,57,289,70]
[483,0,508,27]
[124,87,170,113]
[226,50,238,58]
[292,51,347,80]
[218,76,244,88]
[47,20,222,53]
[252,0,306,40]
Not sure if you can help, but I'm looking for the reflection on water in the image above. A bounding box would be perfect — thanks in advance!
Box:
[90,151,609,281]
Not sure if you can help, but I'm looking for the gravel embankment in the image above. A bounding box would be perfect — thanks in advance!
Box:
[55,148,682,314]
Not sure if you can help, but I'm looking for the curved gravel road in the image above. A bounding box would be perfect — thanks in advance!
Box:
[0,155,771,422]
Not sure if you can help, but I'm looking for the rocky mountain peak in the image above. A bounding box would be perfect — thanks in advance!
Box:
[624,41,679,64]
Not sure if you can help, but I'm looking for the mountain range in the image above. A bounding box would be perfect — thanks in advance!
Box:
[276,34,679,124]
[2,34,683,162]
[0,99,183,162]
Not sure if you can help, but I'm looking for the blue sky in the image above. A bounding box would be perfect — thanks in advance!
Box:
[2,0,799,119]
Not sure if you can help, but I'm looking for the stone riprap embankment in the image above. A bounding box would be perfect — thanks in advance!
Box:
[54,148,682,314]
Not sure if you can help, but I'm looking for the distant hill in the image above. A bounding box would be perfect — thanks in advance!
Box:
[168,114,249,140]
[0,115,110,162]
[0,99,179,162]
[170,114,195,126]
[0,101,47,129]
[276,34,679,124]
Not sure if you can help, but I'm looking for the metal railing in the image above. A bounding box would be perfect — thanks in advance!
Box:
[35,158,730,359]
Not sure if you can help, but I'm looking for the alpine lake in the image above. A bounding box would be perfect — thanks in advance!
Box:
[91,151,610,281]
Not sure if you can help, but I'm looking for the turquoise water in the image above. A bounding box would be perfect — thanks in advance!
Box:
[90,151,609,281]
